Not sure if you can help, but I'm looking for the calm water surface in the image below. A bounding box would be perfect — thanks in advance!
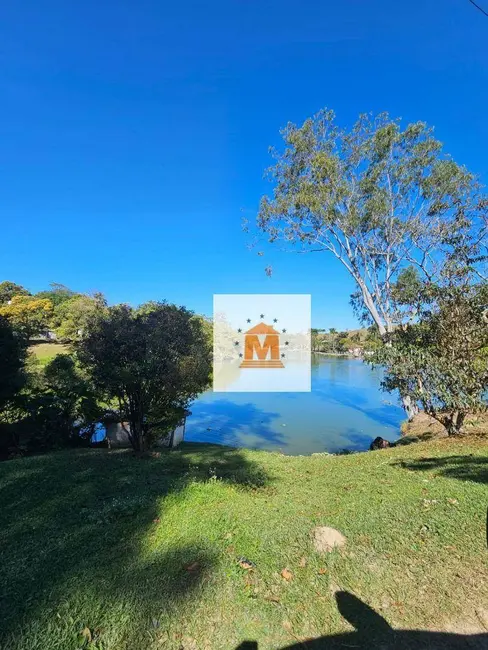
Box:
[185,355,404,455]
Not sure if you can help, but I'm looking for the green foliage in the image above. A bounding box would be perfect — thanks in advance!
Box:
[76,302,211,450]
[256,109,487,418]
[363,324,383,353]
[22,354,101,450]
[0,316,27,414]
[0,295,53,339]
[51,293,107,342]
[374,283,488,435]
[0,281,30,304]
[256,109,487,337]
[36,282,76,307]
[312,328,369,354]
[392,266,426,307]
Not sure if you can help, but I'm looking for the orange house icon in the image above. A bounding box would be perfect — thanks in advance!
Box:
[239,322,284,368]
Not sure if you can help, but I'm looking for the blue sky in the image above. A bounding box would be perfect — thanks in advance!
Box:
[1,0,487,328]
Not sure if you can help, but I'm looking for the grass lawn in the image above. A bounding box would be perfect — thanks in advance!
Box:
[0,439,487,649]
[28,342,69,366]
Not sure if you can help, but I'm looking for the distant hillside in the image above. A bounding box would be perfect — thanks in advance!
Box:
[311,327,379,355]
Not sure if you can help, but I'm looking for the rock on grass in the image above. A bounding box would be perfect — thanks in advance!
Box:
[313,526,346,553]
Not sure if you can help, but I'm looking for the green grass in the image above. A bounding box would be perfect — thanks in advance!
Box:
[0,439,487,649]
[28,342,69,366]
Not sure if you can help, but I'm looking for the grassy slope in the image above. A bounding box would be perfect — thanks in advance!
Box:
[0,439,486,649]
[28,342,69,366]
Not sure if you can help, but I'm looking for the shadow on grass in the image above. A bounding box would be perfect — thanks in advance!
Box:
[237,591,488,649]
[0,443,269,649]
[393,454,488,485]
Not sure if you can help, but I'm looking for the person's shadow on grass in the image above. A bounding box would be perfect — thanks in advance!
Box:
[237,590,488,649]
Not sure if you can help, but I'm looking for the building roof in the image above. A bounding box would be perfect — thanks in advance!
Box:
[245,322,280,335]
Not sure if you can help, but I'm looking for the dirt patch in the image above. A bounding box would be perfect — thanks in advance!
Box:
[313,526,346,553]
[432,607,488,635]
[401,412,488,440]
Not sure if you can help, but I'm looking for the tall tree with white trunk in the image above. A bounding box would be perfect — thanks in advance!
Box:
[254,109,487,419]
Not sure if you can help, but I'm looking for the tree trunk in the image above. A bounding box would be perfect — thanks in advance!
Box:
[455,411,467,433]
[445,417,457,436]
[445,411,467,436]
[402,394,419,422]
[357,277,419,420]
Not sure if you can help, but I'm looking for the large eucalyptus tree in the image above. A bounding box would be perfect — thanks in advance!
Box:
[254,109,487,418]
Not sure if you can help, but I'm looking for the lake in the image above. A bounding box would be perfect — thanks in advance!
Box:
[185,354,405,455]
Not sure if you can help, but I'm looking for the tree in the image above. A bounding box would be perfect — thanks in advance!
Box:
[254,109,487,418]
[51,293,107,342]
[336,335,350,354]
[363,324,382,353]
[0,295,53,339]
[36,282,76,307]
[76,302,211,451]
[0,316,27,414]
[23,354,102,450]
[0,281,30,304]
[311,328,323,352]
[375,282,488,435]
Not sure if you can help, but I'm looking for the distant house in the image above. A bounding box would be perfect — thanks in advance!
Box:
[348,347,363,358]
[33,330,57,341]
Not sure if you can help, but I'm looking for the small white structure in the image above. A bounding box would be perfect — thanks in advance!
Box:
[154,417,187,449]
[348,347,363,358]
[35,330,58,341]
[105,412,189,449]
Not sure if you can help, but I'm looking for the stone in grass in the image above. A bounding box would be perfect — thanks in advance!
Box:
[313,526,346,553]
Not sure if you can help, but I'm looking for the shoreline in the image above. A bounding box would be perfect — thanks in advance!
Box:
[312,351,357,358]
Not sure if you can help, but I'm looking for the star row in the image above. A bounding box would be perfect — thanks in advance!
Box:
[245,315,280,323]
[238,325,287,333]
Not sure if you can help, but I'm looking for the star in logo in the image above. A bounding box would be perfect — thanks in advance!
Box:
[282,328,287,333]
[234,341,239,346]
[246,318,251,323]
[285,341,289,345]
[273,318,278,323]
[281,353,285,358]
[237,328,242,333]
[260,313,265,319]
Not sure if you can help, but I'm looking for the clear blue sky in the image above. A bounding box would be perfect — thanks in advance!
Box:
[1,0,487,328]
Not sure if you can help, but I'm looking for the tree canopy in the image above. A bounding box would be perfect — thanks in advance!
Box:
[76,302,211,451]
[51,293,107,342]
[256,110,486,335]
[0,295,53,340]
[254,109,487,418]
[375,281,488,435]
[0,281,30,304]
[36,283,76,307]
